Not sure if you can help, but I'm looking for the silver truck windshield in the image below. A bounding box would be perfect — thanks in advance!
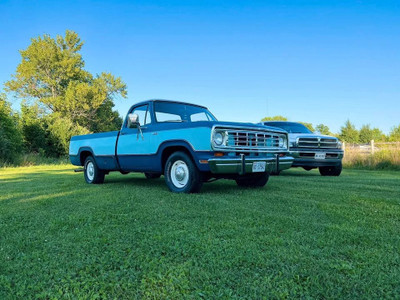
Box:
[265,122,312,134]
[154,101,217,123]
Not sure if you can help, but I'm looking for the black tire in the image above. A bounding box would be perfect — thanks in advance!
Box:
[145,173,161,179]
[84,156,105,184]
[236,173,269,188]
[319,163,342,176]
[164,151,203,193]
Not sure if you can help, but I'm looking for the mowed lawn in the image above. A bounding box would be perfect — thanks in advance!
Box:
[0,166,399,299]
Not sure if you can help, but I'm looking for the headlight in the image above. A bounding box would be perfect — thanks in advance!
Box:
[337,141,343,149]
[213,132,224,146]
[289,141,296,148]
[278,137,285,148]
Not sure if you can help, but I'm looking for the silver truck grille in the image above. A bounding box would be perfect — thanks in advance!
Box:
[297,137,338,149]
[213,127,288,152]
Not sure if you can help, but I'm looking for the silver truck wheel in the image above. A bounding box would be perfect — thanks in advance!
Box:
[171,160,189,188]
[84,156,105,184]
[86,161,95,181]
[164,151,203,193]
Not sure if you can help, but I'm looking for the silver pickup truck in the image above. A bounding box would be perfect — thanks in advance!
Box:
[262,121,344,176]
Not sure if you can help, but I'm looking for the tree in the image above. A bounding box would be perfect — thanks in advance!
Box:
[339,120,359,143]
[5,30,127,134]
[298,122,315,132]
[315,124,332,135]
[389,125,400,142]
[261,115,288,122]
[359,124,386,143]
[0,94,23,163]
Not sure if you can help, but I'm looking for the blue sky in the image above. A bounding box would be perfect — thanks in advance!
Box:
[0,0,399,133]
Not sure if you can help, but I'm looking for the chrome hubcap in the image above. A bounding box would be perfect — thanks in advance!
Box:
[87,162,95,181]
[171,160,189,188]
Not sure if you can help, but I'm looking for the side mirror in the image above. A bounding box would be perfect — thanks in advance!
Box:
[127,113,140,128]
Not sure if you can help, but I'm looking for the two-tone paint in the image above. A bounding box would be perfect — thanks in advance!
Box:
[69,100,294,177]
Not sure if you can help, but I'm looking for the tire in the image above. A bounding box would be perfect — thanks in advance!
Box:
[319,163,342,176]
[84,156,105,184]
[236,173,269,188]
[145,173,161,179]
[164,151,203,193]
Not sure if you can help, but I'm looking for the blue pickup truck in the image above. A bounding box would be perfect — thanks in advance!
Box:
[69,100,293,193]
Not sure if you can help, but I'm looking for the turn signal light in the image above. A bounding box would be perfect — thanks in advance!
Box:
[214,152,224,157]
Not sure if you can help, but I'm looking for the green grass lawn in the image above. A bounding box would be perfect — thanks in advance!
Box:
[1,166,399,299]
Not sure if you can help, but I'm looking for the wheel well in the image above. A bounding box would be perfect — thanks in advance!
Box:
[161,146,193,172]
[79,150,93,166]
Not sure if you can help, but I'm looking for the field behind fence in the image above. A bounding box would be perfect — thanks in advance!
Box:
[343,141,400,170]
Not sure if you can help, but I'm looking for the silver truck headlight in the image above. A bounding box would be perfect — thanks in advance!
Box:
[289,141,296,148]
[337,141,343,149]
[213,132,224,146]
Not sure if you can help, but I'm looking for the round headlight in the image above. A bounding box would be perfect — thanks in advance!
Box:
[279,137,285,148]
[214,132,224,146]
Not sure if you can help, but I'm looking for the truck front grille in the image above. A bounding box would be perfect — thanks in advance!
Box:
[212,127,288,152]
[297,137,338,149]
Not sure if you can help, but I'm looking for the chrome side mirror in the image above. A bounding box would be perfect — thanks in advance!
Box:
[127,113,140,128]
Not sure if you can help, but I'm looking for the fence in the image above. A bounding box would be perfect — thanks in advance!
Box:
[342,140,400,170]
[343,141,400,154]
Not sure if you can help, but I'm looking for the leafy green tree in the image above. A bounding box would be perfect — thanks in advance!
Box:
[359,124,387,143]
[20,102,48,153]
[315,124,332,135]
[0,94,23,163]
[299,122,315,132]
[261,115,288,122]
[339,120,359,143]
[5,30,127,133]
[389,125,400,141]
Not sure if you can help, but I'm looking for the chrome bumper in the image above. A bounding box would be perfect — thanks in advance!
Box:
[208,156,294,175]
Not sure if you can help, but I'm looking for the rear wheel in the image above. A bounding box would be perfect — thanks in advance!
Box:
[236,173,269,188]
[164,151,203,193]
[319,163,342,176]
[145,173,161,179]
[84,156,105,184]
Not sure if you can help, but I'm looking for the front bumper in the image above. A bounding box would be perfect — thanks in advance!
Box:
[208,156,294,175]
[289,148,344,167]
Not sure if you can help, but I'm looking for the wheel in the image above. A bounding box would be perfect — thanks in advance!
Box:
[319,163,342,176]
[164,151,203,193]
[235,173,269,188]
[145,173,161,179]
[84,156,105,184]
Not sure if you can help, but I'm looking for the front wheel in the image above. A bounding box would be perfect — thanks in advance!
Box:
[164,151,203,193]
[236,173,269,188]
[84,156,105,184]
[319,163,342,176]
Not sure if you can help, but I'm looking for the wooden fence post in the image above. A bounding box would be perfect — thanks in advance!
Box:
[371,140,375,154]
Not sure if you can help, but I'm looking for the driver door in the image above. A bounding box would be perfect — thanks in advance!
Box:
[117,104,154,172]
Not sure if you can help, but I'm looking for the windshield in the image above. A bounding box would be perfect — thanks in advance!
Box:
[264,122,312,134]
[154,101,217,123]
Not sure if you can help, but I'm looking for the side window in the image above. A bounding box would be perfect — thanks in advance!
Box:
[130,105,151,127]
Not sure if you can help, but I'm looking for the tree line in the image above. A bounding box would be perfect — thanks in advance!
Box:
[262,116,400,144]
[0,31,127,164]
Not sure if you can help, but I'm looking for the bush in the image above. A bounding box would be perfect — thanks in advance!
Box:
[0,96,23,164]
